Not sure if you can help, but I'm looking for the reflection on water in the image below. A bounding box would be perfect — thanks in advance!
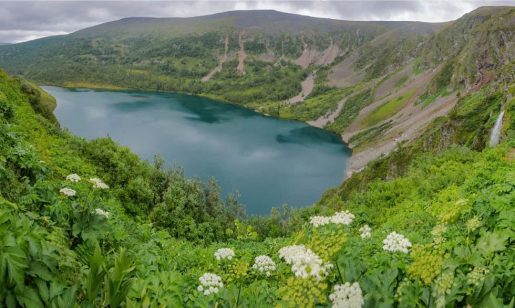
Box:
[45,86,350,214]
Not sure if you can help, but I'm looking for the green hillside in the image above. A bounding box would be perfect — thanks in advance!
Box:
[1,6,515,307]
[0,10,436,107]
[0,7,513,174]
[1,51,514,307]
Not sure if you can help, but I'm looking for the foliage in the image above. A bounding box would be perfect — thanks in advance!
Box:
[359,89,416,128]
[0,39,514,307]
[326,88,374,132]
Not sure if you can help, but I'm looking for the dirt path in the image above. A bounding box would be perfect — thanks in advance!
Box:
[285,73,315,105]
[202,35,229,82]
[308,98,346,128]
[237,30,246,76]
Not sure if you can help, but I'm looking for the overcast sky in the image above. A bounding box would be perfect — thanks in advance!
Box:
[1,1,513,43]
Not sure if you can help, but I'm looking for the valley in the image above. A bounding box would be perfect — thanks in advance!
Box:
[45,86,350,214]
[1,7,512,174]
[0,5,514,307]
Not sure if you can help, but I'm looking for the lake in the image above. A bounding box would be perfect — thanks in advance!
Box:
[45,86,350,214]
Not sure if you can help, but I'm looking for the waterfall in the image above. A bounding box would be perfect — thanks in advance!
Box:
[489,109,505,146]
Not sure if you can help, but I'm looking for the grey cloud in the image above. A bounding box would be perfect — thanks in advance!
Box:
[0,1,514,43]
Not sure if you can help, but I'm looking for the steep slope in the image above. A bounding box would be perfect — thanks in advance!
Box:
[0,10,436,106]
[0,7,513,173]
[1,67,514,306]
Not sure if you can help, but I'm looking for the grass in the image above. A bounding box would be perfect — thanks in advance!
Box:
[348,121,393,150]
[280,86,354,122]
[62,81,129,91]
[325,87,374,133]
[359,89,416,128]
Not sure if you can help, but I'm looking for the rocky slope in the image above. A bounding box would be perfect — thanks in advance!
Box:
[0,7,513,175]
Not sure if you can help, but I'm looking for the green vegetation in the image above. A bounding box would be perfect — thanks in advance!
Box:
[280,86,354,122]
[326,88,374,132]
[360,89,416,128]
[348,121,393,150]
[1,7,515,305]
[1,67,514,306]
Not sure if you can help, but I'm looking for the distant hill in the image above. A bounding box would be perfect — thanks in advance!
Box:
[0,7,513,171]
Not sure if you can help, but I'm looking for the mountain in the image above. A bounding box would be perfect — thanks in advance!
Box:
[0,7,513,174]
[1,6,515,306]
[1,61,514,306]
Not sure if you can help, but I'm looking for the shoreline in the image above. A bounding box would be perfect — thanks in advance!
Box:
[44,81,363,176]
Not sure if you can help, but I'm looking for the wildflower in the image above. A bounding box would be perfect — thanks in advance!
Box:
[252,255,276,276]
[433,271,454,306]
[197,273,223,296]
[466,216,482,232]
[431,224,447,245]
[310,215,331,227]
[89,177,109,189]
[359,225,372,239]
[95,208,110,218]
[66,173,81,182]
[329,282,364,308]
[278,245,332,280]
[408,245,442,285]
[278,245,309,264]
[467,267,489,286]
[59,187,76,197]
[214,248,235,261]
[331,211,355,225]
[309,210,355,228]
[383,232,411,253]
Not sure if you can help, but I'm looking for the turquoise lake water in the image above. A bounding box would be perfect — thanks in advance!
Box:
[45,86,350,214]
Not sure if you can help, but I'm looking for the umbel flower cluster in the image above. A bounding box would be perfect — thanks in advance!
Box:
[329,282,364,308]
[359,225,372,239]
[95,208,110,218]
[214,248,235,261]
[59,187,76,197]
[89,177,109,189]
[61,174,109,197]
[66,173,81,182]
[197,273,223,296]
[309,210,355,227]
[252,255,276,276]
[383,232,412,253]
[278,245,332,280]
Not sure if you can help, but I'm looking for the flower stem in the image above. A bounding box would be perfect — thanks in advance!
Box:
[235,283,242,307]
[335,261,344,283]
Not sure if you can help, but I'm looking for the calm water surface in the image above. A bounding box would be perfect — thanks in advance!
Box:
[45,86,350,214]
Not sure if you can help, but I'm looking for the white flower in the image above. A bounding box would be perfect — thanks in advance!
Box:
[310,215,332,227]
[66,173,81,182]
[359,225,372,239]
[197,273,223,296]
[329,282,364,308]
[89,177,109,189]
[309,210,355,228]
[95,208,110,218]
[214,248,235,261]
[383,232,412,253]
[278,245,332,280]
[59,187,76,197]
[252,255,276,276]
[330,211,355,225]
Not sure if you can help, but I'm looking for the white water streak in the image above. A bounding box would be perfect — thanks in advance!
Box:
[489,110,505,146]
